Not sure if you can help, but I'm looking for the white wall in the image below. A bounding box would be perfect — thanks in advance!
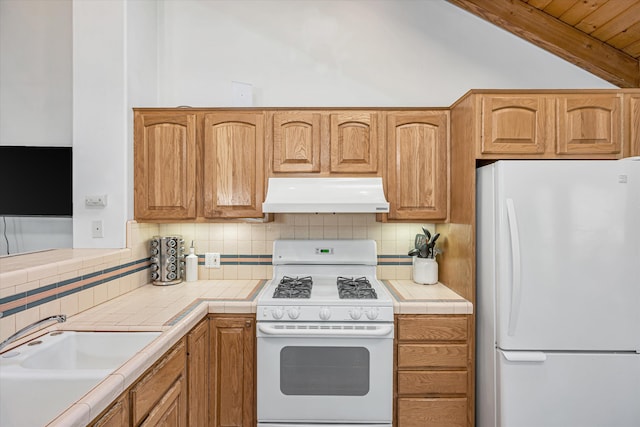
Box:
[1,0,616,253]
[0,0,73,255]
[0,0,72,146]
[72,0,158,248]
[157,0,613,108]
[126,0,159,219]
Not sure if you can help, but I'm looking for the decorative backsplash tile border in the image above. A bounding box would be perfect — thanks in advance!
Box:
[0,258,150,318]
[199,254,412,266]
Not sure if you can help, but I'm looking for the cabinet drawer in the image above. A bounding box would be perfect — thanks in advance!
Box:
[397,397,467,427]
[397,316,467,341]
[398,344,467,368]
[398,370,467,395]
[131,339,186,425]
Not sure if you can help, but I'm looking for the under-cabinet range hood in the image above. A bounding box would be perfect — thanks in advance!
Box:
[262,177,389,213]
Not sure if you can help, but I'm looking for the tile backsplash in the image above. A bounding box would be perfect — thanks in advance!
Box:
[0,216,426,341]
[157,214,427,281]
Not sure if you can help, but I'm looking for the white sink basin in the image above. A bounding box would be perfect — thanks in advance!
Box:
[0,331,160,426]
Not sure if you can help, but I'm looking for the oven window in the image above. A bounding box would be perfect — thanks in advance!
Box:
[280,346,370,396]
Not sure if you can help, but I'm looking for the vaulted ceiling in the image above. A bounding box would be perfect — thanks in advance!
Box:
[446,0,640,88]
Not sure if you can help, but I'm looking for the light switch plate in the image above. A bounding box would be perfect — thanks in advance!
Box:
[205,252,220,268]
[85,194,108,207]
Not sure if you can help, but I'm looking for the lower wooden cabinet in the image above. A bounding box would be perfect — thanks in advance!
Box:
[138,377,186,427]
[395,315,472,427]
[188,318,209,426]
[130,339,187,426]
[398,397,468,427]
[209,315,255,427]
[91,393,129,427]
[88,320,207,427]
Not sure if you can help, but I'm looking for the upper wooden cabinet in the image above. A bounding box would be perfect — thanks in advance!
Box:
[626,93,640,157]
[476,92,624,159]
[134,110,265,221]
[480,96,551,155]
[134,111,197,220]
[272,112,321,173]
[330,112,380,173]
[268,110,381,175]
[203,112,265,218]
[384,111,449,221]
[556,95,622,155]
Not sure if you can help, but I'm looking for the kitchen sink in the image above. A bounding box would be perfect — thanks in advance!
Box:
[0,330,160,426]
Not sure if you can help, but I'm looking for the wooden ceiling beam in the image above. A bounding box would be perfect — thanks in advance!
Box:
[446,0,640,88]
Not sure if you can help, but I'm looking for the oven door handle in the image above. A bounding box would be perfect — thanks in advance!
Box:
[257,323,394,338]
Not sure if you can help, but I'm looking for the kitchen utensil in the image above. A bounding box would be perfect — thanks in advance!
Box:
[422,227,431,242]
[415,234,426,250]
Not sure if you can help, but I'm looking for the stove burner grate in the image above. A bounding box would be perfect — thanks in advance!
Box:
[273,275,313,299]
[337,276,378,299]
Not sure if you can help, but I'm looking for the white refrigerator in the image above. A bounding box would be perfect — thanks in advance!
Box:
[477,159,640,427]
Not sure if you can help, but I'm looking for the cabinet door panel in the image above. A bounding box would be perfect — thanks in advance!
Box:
[273,112,321,172]
[397,398,467,427]
[131,340,186,425]
[203,113,264,218]
[134,112,197,219]
[398,370,467,395]
[187,319,208,427]
[481,96,550,155]
[557,96,622,155]
[330,112,379,173]
[210,316,255,427]
[630,95,640,157]
[90,394,128,427]
[139,377,187,427]
[387,112,448,220]
[398,344,468,369]
[397,316,468,341]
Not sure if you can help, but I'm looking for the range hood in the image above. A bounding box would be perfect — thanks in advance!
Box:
[262,177,389,213]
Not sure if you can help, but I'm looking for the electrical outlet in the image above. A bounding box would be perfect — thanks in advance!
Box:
[205,252,220,268]
[92,220,104,238]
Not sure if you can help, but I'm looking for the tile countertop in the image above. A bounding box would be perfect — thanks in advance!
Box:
[43,278,471,426]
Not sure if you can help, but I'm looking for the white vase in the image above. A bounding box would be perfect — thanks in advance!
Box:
[412,257,438,285]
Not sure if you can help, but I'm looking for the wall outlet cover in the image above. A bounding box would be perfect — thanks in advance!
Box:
[205,252,220,268]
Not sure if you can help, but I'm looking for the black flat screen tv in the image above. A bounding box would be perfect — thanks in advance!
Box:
[0,146,72,216]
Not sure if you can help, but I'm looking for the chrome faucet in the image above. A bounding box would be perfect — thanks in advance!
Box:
[0,314,67,352]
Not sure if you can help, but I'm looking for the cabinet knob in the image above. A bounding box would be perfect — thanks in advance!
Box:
[245,320,252,328]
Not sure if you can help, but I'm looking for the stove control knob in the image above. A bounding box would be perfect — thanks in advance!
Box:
[287,307,300,320]
[319,307,332,321]
[272,307,284,320]
[365,307,379,320]
[349,308,363,320]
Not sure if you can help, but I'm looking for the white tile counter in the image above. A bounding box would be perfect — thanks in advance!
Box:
[19,278,471,426]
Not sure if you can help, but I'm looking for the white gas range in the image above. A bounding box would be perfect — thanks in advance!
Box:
[257,240,394,427]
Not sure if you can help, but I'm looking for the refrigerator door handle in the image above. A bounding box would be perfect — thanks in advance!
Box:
[506,198,522,336]
[501,350,547,362]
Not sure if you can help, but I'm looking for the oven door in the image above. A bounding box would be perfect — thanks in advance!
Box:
[257,322,394,425]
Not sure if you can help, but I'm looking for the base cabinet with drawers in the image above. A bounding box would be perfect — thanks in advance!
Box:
[395,315,472,427]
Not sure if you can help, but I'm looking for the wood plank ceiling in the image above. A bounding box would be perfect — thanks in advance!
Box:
[446,0,640,88]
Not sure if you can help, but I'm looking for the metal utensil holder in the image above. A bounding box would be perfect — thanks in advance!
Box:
[150,235,184,286]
